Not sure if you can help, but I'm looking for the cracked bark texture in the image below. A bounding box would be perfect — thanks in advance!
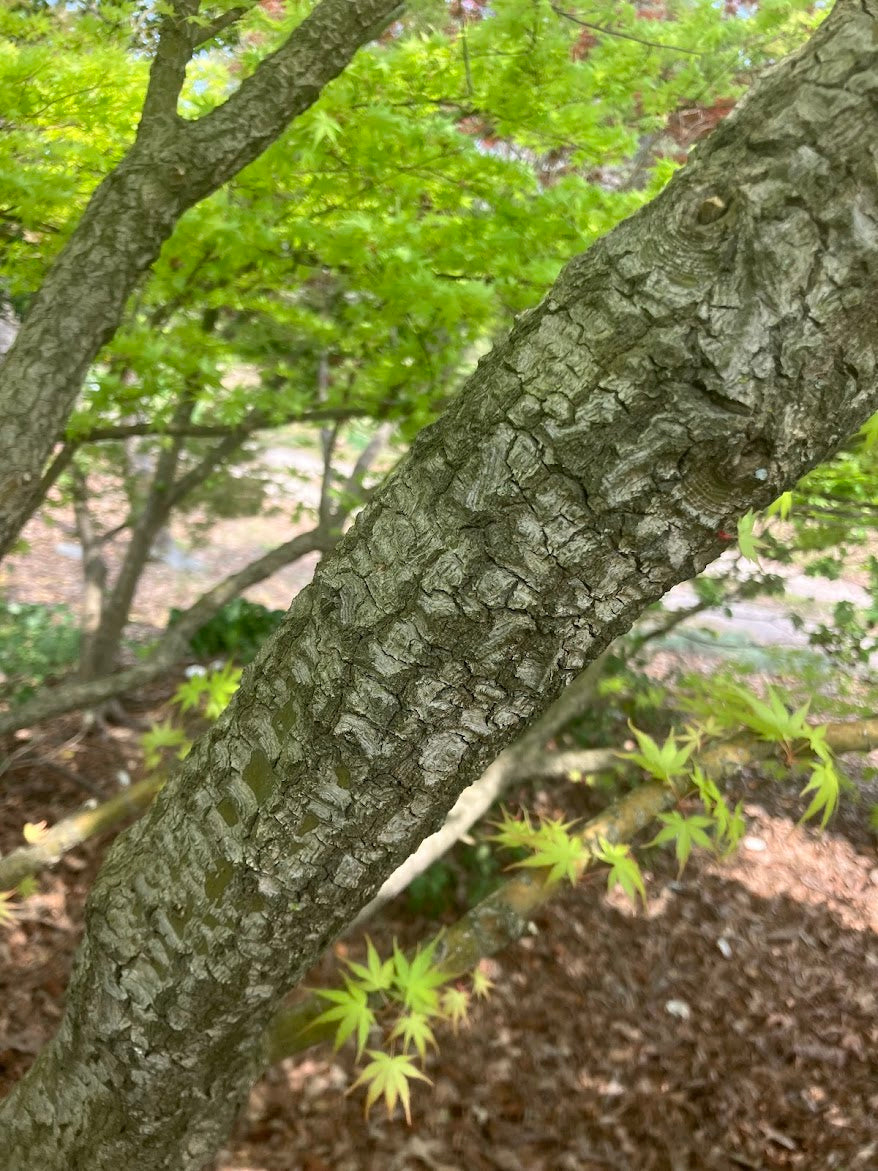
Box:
[3,2,878,1167]
[0,0,402,559]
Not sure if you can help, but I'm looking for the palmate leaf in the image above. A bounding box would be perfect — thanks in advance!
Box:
[140,719,191,770]
[310,977,376,1057]
[389,1011,439,1058]
[720,683,811,747]
[0,889,18,928]
[766,490,794,520]
[344,936,394,994]
[348,1051,432,1125]
[617,725,695,784]
[737,510,768,563]
[649,812,716,876]
[509,816,590,886]
[487,806,537,852]
[471,966,495,1000]
[592,837,647,908]
[440,987,470,1034]
[799,759,841,828]
[391,939,449,1016]
[172,673,211,714]
[200,663,242,720]
[690,765,747,855]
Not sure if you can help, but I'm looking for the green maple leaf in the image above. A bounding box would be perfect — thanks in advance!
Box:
[737,510,768,564]
[391,939,449,1016]
[172,674,210,713]
[140,720,191,770]
[799,759,841,828]
[349,1051,432,1125]
[592,837,647,908]
[388,1011,438,1058]
[471,966,495,1000]
[765,491,793,520]
[310,978,375,1057]
[440,987,470,1034]
[344,936,394,994]
[510,816,589,886]
[649,812,715,876]
[617,725,695,784]
[488,807,537,852]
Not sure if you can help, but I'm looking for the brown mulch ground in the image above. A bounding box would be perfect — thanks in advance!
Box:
[1,722,876,1171]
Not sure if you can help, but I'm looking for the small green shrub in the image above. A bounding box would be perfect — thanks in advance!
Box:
[169,597,286,663]
[0,598,80,702]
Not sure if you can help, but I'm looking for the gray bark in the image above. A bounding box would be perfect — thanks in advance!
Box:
[0,0,403,559]
[3,2,878,1167]
[355,653,607,922]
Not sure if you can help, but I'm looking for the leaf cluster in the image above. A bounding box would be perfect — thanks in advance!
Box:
[309,936,494,1123]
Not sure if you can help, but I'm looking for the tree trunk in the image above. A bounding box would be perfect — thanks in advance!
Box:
[0,0,402,560]
[3,3,878,1167]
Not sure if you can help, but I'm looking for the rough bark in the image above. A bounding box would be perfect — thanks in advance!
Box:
[3,3,878,1167]
[355,652,607,922]
[0,0,403,558]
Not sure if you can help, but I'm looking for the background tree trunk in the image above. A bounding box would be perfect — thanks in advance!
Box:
[3,3,878,1168]
[0,0,402,560]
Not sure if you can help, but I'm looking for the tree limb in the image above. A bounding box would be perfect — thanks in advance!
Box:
[0,0,405,558]
[269,707,878,1059]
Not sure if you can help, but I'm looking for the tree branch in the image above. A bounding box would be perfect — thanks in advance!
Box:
[193,5,251,48]
[0,774,164,890]
[0,0,405,559]
[183,1,405,190]
[0,527,336,734]
[551,4,705,56]
[138,1,200,140]
[269,707,878,1059]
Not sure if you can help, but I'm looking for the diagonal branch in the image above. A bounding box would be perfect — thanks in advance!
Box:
[183,0,405,189]
[0,0,405,560]
[193,5,251,48]
[551,4,704,56]
[268,708,878,1060]
[0,527,337,735]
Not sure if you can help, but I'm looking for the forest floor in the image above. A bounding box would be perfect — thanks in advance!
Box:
[1,445,878,1170]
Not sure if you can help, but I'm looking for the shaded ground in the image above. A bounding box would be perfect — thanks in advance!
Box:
[1,721,876,1170]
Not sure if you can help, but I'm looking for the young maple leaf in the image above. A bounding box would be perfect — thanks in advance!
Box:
[349,1051,432,1125]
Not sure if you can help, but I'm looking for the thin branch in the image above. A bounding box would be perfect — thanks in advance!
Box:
[38,441,76,500]
[268,709,878,1061]
[72,406,371,447]
[0,774,164,889]
[340,421,395,501]
[192,4,251,47]
[184,1,405,178]
[0,528,335,735]
[552,5,704,56]
[318,420,342,530]
[629,598,714,652]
